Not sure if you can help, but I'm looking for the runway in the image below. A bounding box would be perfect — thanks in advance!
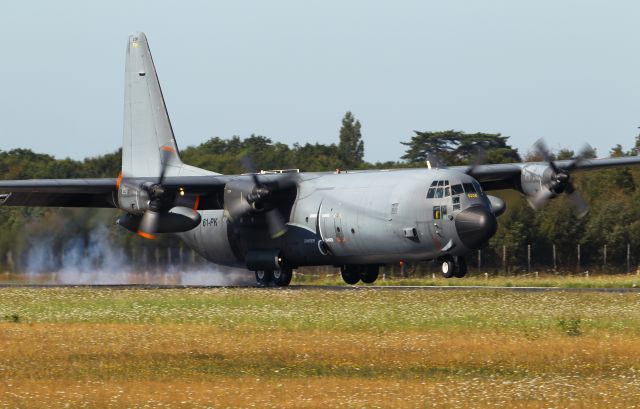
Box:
[0,284,639,293]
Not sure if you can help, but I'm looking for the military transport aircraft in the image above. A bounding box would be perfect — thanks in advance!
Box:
[1,32,639,286]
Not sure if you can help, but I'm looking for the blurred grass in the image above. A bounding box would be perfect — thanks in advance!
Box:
[1,288,640,407]
[295,272,640,288]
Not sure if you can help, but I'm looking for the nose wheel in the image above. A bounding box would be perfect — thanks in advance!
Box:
[440,256,467,278]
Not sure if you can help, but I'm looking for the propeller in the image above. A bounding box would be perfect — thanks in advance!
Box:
[529,139,590,217]
[226,156,289,238]
[464,146,487,176]
[137,146,174,239]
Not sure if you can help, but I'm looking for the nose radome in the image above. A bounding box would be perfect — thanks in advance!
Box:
[455,206,498,250]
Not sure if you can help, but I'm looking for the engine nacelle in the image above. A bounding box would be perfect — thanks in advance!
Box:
[117,206,201,234]
[520,164,553,197]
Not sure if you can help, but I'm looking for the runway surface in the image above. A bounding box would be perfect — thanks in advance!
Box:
[0,284,639,293]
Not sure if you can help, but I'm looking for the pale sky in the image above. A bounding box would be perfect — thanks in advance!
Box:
[1,0,639,164]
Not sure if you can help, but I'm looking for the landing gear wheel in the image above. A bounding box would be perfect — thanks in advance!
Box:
[441,259,455,278]
[273,266,293,287]
[341,266,360,285]
[360,265,379,284]
[255,270,273,286]
[453,257,467,278]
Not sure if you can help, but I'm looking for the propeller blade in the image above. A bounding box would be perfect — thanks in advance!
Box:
[565,181,589,218]
[265,209,287,238]
[225,194,253,220]
[158,146,174,185]
[241,155,264,187]
[138,210,160,239]
[464,146,487,176]
[565,143,593,171]
[533,138,560,173]
[425,153,447,169]
[529,188,554,210]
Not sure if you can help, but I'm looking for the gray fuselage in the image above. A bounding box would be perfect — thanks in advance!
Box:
[178,168,495,269]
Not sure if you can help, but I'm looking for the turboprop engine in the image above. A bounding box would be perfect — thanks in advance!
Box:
[518,140,591,217]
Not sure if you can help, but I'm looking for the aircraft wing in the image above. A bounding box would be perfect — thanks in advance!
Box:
[454,156,640,191]
[0,178,119,207]
[0,174,276,209]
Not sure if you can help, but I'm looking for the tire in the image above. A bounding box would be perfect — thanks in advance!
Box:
[360,265,379,284]
[453,257,467,278]
[341,266,360,285]
[255,270,273,286]
[273,266,293,287]
[441,260,455,278]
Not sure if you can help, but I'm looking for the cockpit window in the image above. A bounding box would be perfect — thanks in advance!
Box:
[444,186,450,197]
[430,180,438,187]
[437,180,444,187]
[462,183,476,194]
[427,188,435,198]
[451,184,464,195]
[472,180,483,195]
[434,187,444,198]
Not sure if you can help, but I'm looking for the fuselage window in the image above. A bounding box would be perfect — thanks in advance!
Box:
[453,196,461,211]
[451,184,464,195]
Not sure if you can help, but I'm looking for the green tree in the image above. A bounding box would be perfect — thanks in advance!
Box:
[401,130,521,166]
[338,111,364,168]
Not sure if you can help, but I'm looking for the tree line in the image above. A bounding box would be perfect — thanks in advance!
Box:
[1,111,640,274]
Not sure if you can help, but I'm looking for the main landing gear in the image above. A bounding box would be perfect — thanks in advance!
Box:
[439,256,467,278]
[255,266,293,287]
[340,265,379,285]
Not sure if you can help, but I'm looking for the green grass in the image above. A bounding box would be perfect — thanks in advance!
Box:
[2,288,640,407]
[295,272,640,288]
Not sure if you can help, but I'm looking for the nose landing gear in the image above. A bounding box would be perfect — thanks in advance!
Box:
[440,256,467,278]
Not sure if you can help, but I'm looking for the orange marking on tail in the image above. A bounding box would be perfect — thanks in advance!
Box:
[137,231,156,240]
[116,171,123,190]
[193,195,200,211]
[160,145,176,153]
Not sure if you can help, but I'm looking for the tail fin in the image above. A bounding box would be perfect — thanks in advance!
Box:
[122,32,183,178]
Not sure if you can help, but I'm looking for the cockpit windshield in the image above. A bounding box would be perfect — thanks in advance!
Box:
[462,183,475,194]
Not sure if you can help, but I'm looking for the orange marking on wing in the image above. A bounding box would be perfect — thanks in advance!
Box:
[193,195,200,211]
[160,145,176,153]
[116,171,123,190]
[137,231,156,240]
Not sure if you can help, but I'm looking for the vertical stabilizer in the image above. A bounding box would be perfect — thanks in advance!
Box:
[122,32,182,178]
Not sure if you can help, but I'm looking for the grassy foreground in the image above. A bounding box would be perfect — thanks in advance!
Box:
[1,288,640,408]
[295,272,640,288]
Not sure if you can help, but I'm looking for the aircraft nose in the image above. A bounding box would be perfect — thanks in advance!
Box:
[455,206,498,249]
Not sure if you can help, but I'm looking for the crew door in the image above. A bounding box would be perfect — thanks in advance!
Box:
[426,179,455,250]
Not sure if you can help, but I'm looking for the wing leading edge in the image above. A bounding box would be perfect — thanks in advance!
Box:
[457,155,640,191]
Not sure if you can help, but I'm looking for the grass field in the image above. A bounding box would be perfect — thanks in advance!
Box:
[297,272,640,288]
[1,287,640,408]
